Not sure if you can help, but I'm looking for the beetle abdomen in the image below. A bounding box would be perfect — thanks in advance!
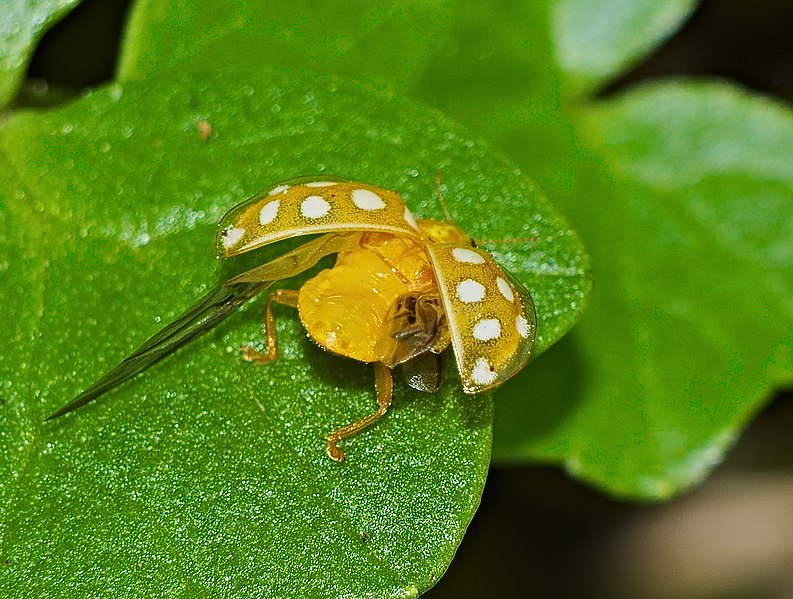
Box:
[298,233,436,363]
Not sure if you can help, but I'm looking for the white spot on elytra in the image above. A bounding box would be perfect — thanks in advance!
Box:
[516,315,531,338]
[456,279,485,303]
[496,277,515,302]
[268,184,289,195]
[304,181,338,187]
[221,226,245,248]
[452,247,485,264]
[258,200,279,225]
[471,357,497,386]
[301,195,331,219]
[352,188,386,210]
[473,318,501,341]
[403,206,419,230]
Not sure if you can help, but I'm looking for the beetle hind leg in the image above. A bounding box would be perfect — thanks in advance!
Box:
[241,289,299,363]
[327,363,393,462]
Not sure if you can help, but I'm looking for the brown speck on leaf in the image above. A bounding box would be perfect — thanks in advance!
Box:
[197,120,213,140]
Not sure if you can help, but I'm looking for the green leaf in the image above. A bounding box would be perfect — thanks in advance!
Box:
[117,0,453,87]
[552,0,697,89]
[0,0,81,108]
[0,153,47,548]
[111,0,793,501]
[0,66,587,596]
[494,83,793,498]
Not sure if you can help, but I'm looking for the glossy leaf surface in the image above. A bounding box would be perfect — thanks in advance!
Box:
[0,66,587,596]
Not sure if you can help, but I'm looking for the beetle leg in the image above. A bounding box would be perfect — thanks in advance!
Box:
[240,289,299,363]
[326,362,393,462]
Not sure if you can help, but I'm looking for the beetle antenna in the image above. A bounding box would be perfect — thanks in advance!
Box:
[435,171,454,222]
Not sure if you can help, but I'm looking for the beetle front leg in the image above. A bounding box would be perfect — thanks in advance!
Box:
[326,362,393,462]
[241,289,299,363]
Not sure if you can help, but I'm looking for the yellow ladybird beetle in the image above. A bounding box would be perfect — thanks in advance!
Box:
[47,179,537,461]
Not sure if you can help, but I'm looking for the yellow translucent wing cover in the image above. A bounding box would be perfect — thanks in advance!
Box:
[217,181,423,258]
[426,244,537,393]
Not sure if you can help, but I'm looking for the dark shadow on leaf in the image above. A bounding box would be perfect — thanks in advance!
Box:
[492,331,586,456]
[294,330,371,396]
[399,382,446,420]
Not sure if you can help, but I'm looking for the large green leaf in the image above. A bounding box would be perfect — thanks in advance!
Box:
[0,67,587,596]
[113,0,793,500]
[0,0,81,108]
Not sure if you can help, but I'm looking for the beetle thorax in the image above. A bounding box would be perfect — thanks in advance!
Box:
[416,218,472,245]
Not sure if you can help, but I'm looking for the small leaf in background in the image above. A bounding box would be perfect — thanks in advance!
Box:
[552,0,698,88]
[0,0,81,108]
[0,65,588,596]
